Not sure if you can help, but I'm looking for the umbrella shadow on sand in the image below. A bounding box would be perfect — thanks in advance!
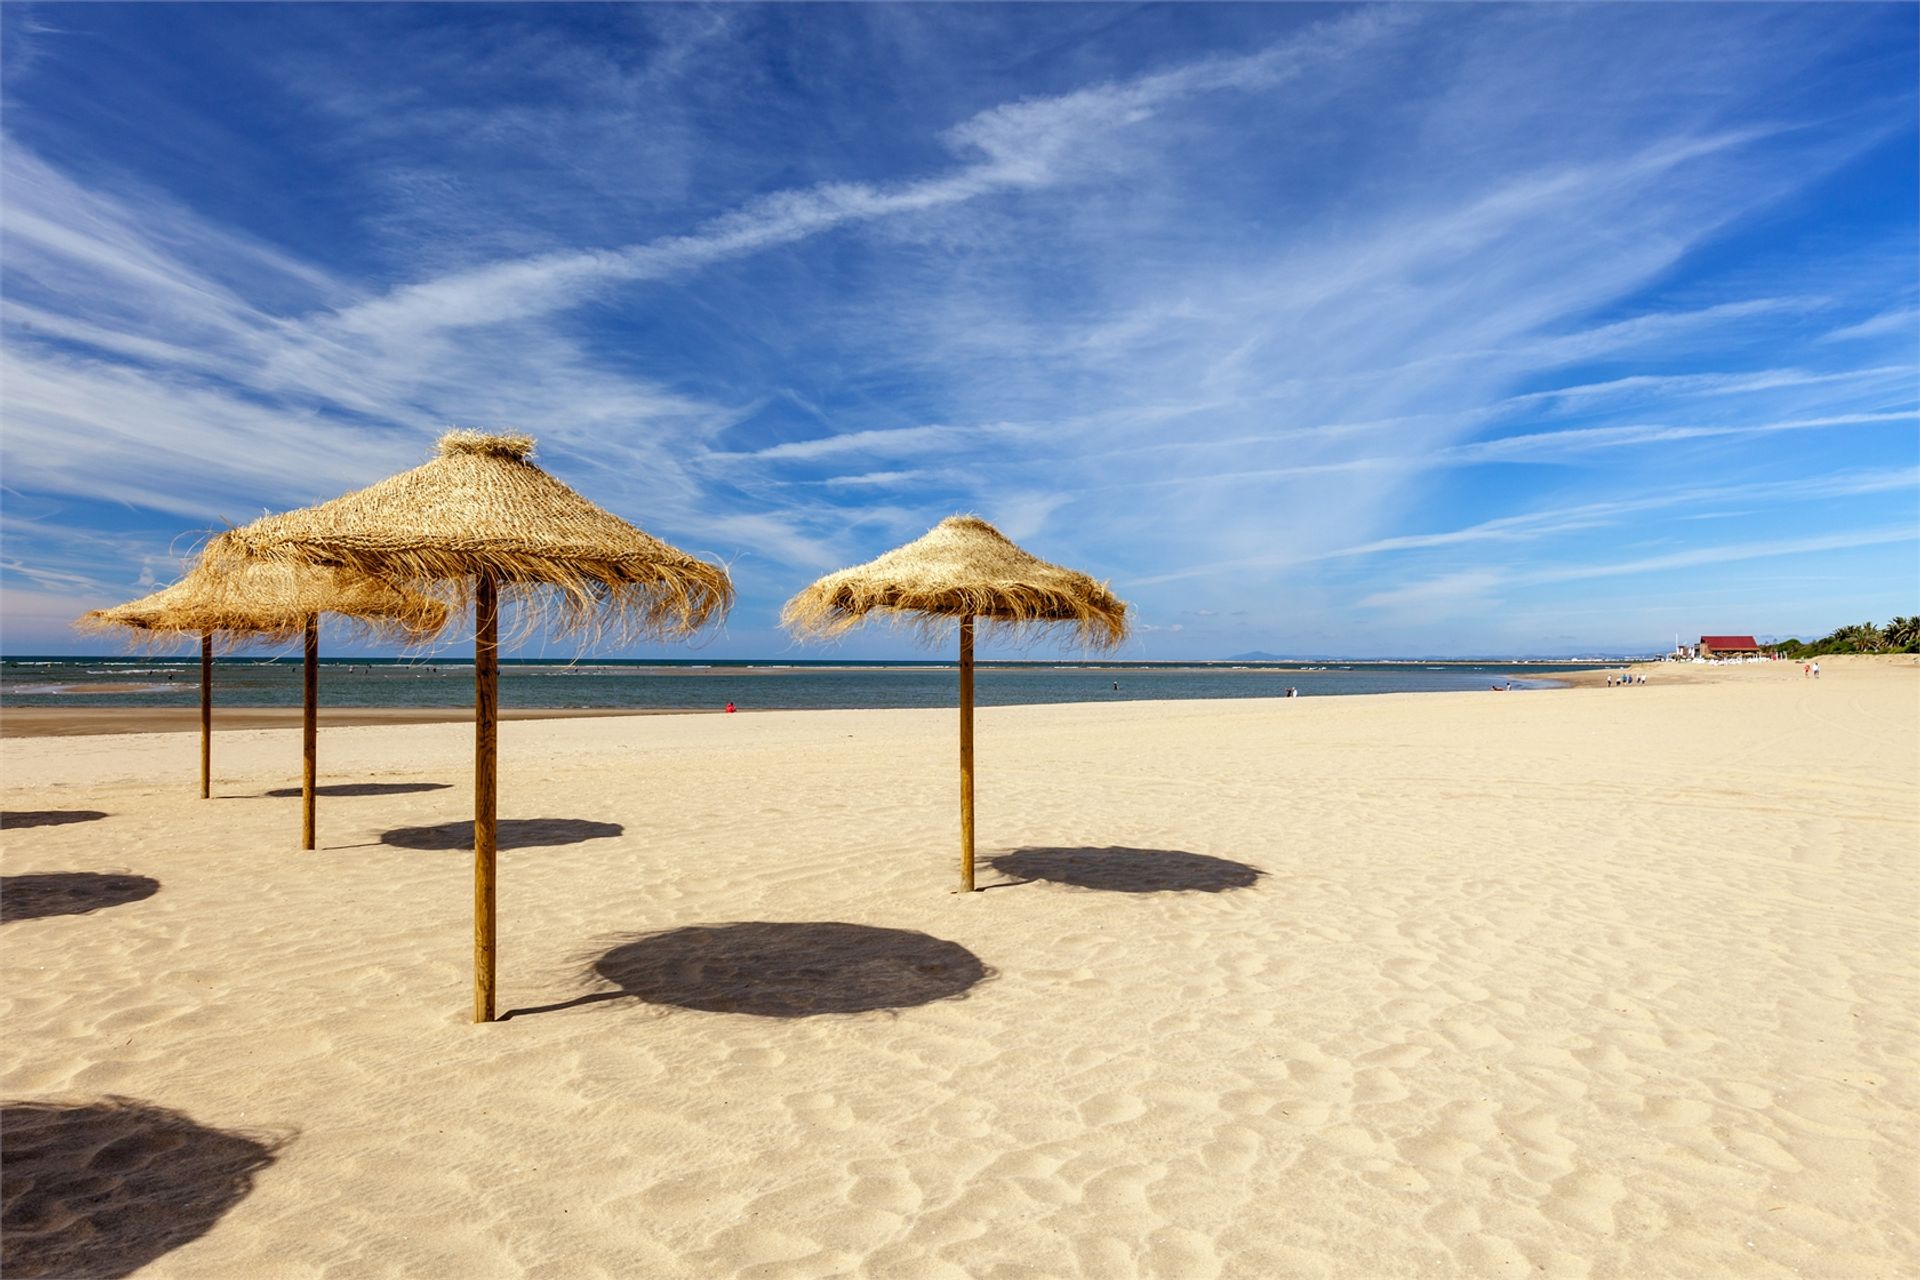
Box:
[1,874,159,925]
[1,811,109,830]
[988,846,1264,894]
[263,782,452,799]
[505,922,993,1021]
[0,1096,287,1280]
[378,818,623,851]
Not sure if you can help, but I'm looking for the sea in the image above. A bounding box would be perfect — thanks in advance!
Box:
[1,656,1609,713]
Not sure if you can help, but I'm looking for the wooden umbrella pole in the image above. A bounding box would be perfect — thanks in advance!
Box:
[199,632,213,799]
[301,614,318,850]
[959,615,975,892]
[473,572,500,1023]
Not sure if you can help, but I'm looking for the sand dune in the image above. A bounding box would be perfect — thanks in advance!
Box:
[3,656,1915,1277]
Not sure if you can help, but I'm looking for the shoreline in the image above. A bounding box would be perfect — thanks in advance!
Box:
[0,705,701,738]
[11,655,1917,737]
[1,684,1568,738]
[6,656,1912,736]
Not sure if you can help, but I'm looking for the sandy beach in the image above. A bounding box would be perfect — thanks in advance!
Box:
[2,656,1915,1278]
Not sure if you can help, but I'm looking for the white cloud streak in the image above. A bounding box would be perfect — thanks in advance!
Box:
[1356,526,1915,609]
[1820,306,1919,344]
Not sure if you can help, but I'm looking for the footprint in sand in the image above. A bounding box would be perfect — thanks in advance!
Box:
[1708,1078,1775,1109]
[725,1046,785,1069]
[1219,1088,1280,1118]
[984,1149,1065,1181]
[1352,1067,1410,1105]
[1456,1234,1535,1278]
[1199,1124,1261,1175]
[1357,1042,1431,1068]
[1081,1164,1164,1216]
[1079,1091,1148,1126]
[1720,1125,1805,1172]
[1545,1168,1628,1234]
[1422,1199,1480,1237]
[1642,1096,1714,1126]
[783,1091,854,1132]
[1073,1235,1135,1277]
[1397,1130,1479,1174]
[1146,1227,1224,1280]
[846,1158,924,1216]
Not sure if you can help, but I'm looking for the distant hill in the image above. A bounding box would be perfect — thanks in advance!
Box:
[1225,651,1290,661]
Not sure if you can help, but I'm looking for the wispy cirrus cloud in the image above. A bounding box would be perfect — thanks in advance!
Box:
[1358,526,1918,611]
[1127,465,1920,587]
[1820,306,1920,344]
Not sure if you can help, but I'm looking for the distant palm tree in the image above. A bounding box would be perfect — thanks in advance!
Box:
[1885,616,1920,650]
[1836,622,1886,653]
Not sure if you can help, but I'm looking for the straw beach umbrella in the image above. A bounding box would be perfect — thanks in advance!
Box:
[78,538,448,846]
[782,516,1128,892]
[224,430,732,1022]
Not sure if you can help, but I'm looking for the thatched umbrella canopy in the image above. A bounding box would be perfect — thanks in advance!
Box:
[79,537,448,848]
[223,430,733,1022]
[225,431,731,642]
[81,546,447,641]
[783,515,1129,892]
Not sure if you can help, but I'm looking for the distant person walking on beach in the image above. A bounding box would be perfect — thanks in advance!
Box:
[1812,661,1820,679]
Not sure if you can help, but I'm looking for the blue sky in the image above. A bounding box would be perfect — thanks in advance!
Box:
[2,3,1914,659]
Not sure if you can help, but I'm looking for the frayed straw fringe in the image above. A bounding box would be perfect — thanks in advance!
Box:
[221,431,732,646]
[228,546,732,648]
[78,534,449,649]
[782,515,1128,651]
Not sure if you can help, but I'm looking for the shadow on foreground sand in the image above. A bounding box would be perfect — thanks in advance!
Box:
[1,810,109,830]
[0,1097,286,1280]
[506,922,993,1020]
[263,782,452,799]
[379,817,623,851]
[1,874,159,925]
[989,846,1264,893]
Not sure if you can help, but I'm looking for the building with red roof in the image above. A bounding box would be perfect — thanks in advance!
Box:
[1698,635,1762,657]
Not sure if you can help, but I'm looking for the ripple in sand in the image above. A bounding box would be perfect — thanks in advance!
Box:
[0,1097,284,1280]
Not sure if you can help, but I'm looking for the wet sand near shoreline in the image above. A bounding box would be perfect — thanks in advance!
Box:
[0,705,698,738]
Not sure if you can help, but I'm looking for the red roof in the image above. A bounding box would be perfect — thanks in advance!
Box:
[1699,635,1759,649]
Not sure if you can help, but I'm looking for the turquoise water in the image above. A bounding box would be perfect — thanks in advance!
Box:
[1,657,1603,712]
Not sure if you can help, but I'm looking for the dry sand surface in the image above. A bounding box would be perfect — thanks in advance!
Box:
[2,656,1916,1278]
